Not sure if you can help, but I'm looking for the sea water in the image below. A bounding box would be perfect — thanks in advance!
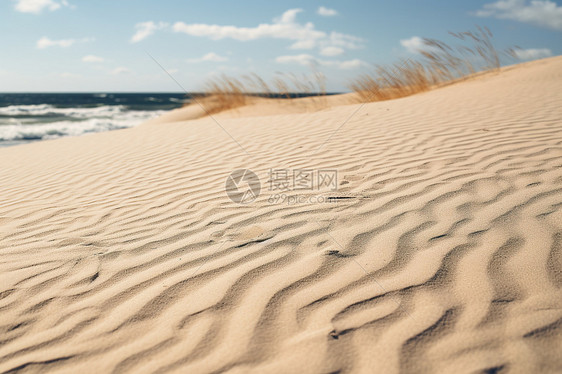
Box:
[0,93,189,147]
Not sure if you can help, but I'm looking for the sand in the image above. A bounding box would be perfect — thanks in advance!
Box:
[0,56,561,373]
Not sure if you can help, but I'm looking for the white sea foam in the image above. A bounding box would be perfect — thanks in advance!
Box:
[0,104,126,118]
[0,108,164,141]
[169,97,190,103]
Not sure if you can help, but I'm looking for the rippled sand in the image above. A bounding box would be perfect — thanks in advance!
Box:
[1,57,561,373]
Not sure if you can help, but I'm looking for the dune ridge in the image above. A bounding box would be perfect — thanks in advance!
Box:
[0,57,561,373]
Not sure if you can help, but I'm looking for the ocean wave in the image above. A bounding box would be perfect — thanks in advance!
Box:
[0,110,164,141]
[169,97,190,104]
[0,104,127,118]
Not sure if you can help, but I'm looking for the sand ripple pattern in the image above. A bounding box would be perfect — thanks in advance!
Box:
[1,58,562,373]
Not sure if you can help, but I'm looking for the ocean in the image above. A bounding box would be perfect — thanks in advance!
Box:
[0,93,189,147]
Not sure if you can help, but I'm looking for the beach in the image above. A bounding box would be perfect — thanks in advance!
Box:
[0,56,561,373]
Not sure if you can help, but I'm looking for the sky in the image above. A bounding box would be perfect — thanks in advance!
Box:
[0,0,561,92]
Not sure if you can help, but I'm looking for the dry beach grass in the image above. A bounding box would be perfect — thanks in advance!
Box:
[192,71,328,115]
[349,26,516,102]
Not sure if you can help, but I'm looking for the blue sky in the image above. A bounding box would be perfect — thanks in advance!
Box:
[1,0,560,92]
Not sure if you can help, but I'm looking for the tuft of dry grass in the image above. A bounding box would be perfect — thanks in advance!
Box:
[350,26,518,103]
[192,75,250,115]
[187,71,328,115]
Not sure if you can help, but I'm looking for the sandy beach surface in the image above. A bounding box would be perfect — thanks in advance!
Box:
[1,57,561,373]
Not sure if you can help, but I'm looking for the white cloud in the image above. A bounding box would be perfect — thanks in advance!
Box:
[333,59,368,69]
[173,9,325,45]
[474,0,562,31]
[36,36,71,48]
[131,21,169,43]
[276,54,317,66]
[82,55,104,63]
[320,58,368,69]
[400,36,426,54]
[327,32,363,49]
[514,47,552,60]
[320,46,344,56]
[37,36,73,49]
[172,8,363,54]
[36,36,93,49]
[289,39,318,50]
[14,0,70,14]
[276,54,368,70]
[111,67,131,75]
[277,8,303,23]
[186,52,228,63]
[317,6,338,16]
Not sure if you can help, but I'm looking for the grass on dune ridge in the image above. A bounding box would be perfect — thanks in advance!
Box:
[350,26,518,102]
[192,72,328,115]
[188,26,519,114]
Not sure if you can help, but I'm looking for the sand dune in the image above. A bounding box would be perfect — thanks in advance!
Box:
[1,57,561,373]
